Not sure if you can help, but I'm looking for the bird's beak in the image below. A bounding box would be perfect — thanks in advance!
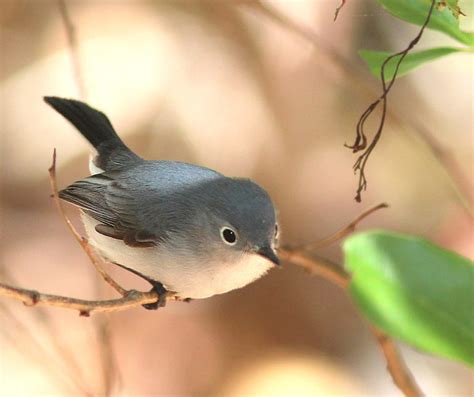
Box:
[257,246,280,266]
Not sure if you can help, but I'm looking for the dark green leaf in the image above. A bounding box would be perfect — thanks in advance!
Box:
[376,0,474,46]
[359,47,463,79]
[344,230,474,367]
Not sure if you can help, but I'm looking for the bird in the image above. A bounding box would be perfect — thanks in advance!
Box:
[44,97,280,309]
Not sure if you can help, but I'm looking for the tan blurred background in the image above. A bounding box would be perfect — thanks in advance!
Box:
[1,0,473,396]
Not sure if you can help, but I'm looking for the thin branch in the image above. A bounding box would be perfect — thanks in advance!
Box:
[0,282,159,316]
[57,3,118,394]
[5,171,421,396]
[279,249,349,289]
[57,0,87,100]
[242,0,472,216]
[372,327,424,397]
[334,0,347,22]
[279,203,422,397]
[281,250,423,397]
[49,149,127,296]
[345,0,436,202]
[0,152,164,317]
[295,202,388,251]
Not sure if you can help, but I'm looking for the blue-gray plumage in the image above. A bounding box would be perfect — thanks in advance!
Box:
[44,97,280,306]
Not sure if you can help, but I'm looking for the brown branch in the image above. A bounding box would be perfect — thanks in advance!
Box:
[56,3,117,394]
[372,327,424,397]
[295,202,388,251]
[5,159,420,394]
[281,249,423,397]
[0,282,159,316]
[0,150,166,316]
[49,149,127,296]
[334,0,347,21]
[57,0,87,100]
[280,202,423,397]
[279,249,349,289]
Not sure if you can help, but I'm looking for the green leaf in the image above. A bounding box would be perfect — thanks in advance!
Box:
[376,0,474,46]
[438,0,466,19]
[344,230,474,367]
[359,47,464,79]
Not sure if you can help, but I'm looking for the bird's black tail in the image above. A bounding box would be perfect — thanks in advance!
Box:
[44,96,141,171]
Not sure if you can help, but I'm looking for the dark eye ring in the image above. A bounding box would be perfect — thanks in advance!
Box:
[220,227,237,245]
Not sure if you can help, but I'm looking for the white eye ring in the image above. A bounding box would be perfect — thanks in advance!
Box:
[220,227,238,245]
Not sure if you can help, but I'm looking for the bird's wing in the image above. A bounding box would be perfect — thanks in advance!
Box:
[59,173,162,247]
[59,161,223,247]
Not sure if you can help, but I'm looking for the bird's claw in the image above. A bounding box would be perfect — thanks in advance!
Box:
[142,281,168,310]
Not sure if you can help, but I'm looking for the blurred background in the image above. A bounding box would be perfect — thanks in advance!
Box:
[1,0,472,396]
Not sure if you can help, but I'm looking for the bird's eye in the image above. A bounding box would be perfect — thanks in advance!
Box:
[221,227,238,245]
[274,224,279,237]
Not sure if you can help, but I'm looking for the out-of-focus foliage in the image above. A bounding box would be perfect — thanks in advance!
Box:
[344,230,474,367]
[359,47,465,79]
[359,0,473,81]
[376,0,473,45]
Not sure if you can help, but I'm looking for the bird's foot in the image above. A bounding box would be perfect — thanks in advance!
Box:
[142,281,168,310]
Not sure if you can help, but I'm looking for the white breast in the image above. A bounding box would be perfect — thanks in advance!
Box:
[81,214,273,299]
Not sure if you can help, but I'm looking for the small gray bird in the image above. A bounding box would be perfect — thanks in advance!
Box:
[44,97,280,308]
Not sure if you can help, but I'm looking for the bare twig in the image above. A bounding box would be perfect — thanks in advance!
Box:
[295,202,388,251]
[56,2,118,394]
[279,249,349,289]
[279,203,422,397]
[0,282,159,316]
[334,0,347,21]
[49,149,127,296]
[0,152,164,317]
[346,0,436,202]
[281,249,423,397]
[5,171,421,396]
[372,327,424,397]
[241,0,472,217]
[57,0,87,99]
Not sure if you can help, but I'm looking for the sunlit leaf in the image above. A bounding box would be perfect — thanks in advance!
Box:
[344,230,474,367]
[436,0,466,19]
[359,47,464,79]
[376,0,474,46]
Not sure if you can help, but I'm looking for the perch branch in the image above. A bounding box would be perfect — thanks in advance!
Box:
[0,1,445,394]
[0,282,159,316]
[2,178,421,396]
[49,149,127,296]
[57,3,119,394]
